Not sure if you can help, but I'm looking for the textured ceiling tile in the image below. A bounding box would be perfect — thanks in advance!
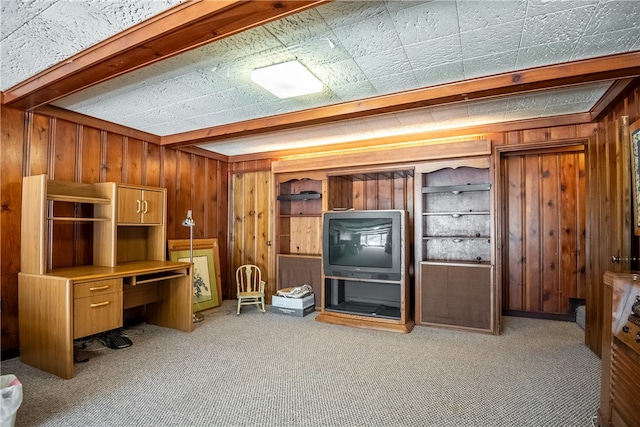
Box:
[331,12,402,58]
[185,26,283,68]
[543,102,595,115]
[0,0,51,39]
[0,0,180,90]
[460,20,523,60]
[368,70,420,95]
[463,51,518,79]
[515,41,575,69]
[572,29,640,60]
[526,0,599,17]
[467,98,509,116]
[583,1,640,36]
[390,1,459,45]
[354,48,412,79]
[457,0,527,32]
[262,8,329,46]
[394,108,435,127]
[414,61,465,87]
[404,34,463,70]
[176,70,236,97]
[316,1,387,29]
[521,6,596,47]
[429,104,469,122]
[313,58,369,87]
[329,80,378,102]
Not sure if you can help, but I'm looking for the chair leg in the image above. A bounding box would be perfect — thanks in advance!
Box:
[260,297,265,313]
[237,299,241,315]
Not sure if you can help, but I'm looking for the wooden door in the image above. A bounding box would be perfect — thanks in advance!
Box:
[140,189,163,224]
[228,170,273,300]
[500,145,587,318]
[117,187,142,224]
[586,116,631,356]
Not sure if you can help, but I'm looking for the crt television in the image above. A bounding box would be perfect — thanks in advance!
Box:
[322,209,406,281]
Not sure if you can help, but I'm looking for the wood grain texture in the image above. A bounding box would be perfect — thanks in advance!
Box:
[502,148,586,316]
[1,106,228,355]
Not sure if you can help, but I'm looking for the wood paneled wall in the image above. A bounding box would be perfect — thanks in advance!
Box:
[0,106,229,355]
[585,84,640,356]
[500,148,586,317]
[228,170,273,298]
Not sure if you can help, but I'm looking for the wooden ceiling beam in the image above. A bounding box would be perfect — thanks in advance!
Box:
[161,51,640,148]
[2,0,331,110]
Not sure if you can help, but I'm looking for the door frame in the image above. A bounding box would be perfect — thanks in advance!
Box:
[493,139,588,332]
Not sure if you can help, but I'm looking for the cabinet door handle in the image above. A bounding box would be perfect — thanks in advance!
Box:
[452,238,463,243]
[143,200,148,214]
[89,285,110,291]
[451,214,461,218]
[90,301,110,308]
[136,199,141,213]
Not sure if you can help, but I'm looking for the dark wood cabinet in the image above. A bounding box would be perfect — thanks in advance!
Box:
[414,155,497,334]
[599,271,640,427]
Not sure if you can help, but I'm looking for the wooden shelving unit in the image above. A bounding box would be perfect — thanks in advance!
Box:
[274,172,327,297]
[414,157,497,334]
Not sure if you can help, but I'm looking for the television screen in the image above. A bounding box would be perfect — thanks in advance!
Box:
[328,217,393,268]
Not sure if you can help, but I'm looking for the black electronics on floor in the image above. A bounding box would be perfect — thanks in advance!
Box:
[100,330,132,349]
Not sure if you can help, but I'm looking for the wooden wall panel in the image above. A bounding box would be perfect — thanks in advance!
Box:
[145,142,161,188]
[104,133,124,183]
[1,106,25,354]
[228,170,272,301]
[504,156,524,311]
[163,147,177,238]
[80,126,102,183]
[502,149,586,317]
[192,155,206,239]
[0,106,229,356]
[125,138,143,185]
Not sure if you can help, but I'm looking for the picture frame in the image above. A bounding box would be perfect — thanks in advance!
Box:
[631,119,640,235]
[168,238,223,313]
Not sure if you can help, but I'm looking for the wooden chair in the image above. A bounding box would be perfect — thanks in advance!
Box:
[235,264,266,315]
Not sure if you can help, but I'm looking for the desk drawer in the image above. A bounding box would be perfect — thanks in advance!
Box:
[74,278,122,299]
[74,292,123,339]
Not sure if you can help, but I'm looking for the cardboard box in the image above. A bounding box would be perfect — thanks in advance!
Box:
[271,304,316,317]
[271,294,315,317]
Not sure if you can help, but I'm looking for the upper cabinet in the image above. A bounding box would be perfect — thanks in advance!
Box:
[117,186,164,225]
[21,175,168,272]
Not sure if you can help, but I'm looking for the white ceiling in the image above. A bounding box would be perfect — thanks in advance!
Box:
[2,0,639,157]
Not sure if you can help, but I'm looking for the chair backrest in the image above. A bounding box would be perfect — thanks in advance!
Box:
[236,264,263,294]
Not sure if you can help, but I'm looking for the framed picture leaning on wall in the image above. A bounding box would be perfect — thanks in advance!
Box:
[168,238,223,313]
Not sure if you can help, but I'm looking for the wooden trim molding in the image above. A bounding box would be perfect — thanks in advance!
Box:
[271,139,491,174]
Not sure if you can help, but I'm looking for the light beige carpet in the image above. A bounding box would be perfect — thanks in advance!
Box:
[1,300,600,426]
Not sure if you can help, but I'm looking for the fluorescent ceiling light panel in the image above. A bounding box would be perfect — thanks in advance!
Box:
[251,61,323,99]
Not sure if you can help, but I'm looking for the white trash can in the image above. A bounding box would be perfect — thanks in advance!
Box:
[1,375,22,427]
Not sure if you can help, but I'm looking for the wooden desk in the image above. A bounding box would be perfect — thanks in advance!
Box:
[18,260,193,379]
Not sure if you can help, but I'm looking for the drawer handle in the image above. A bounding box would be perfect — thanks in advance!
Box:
[90,301,111,308]
[89,285,110,291]
[452,238,463,243]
